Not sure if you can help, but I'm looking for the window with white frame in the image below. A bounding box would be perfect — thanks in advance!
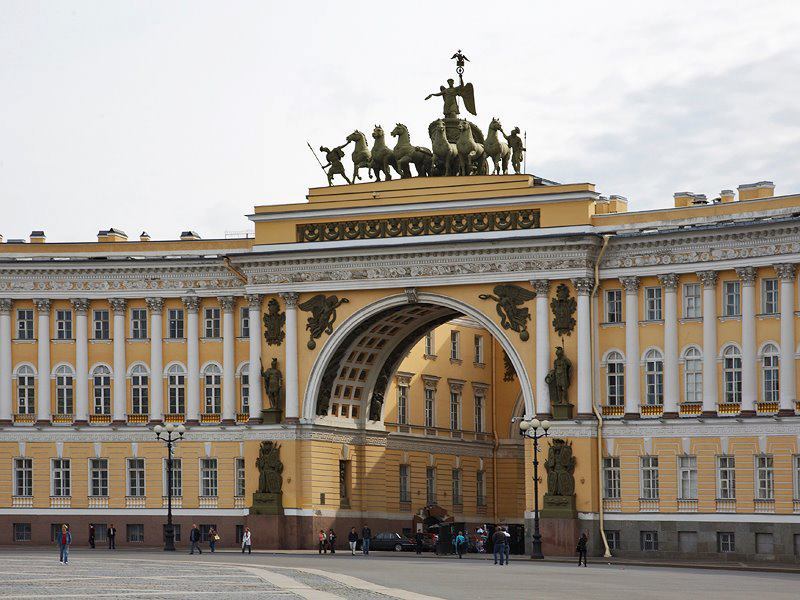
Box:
[240,364,250,413]
[717,532,735,553]
[678,456,698,500]
[474,335,484,364]
[424,331,435,356]
[640,456,659,500]
[55,309,73,340]
[235,458,246,497]
[602,457,620,499]
[240,307,249,338]
[723,281,741,317]
[722,346,742,404]
[683,283,701,318]
[167,364,186,414]
[130,308,147,339]
[168,308,184,339]
[716,456,735,500]
[16,309,34,340]
[203,364,222,414]
[89,458,108,497]
[755,455,774,500]
[762,279,779,314]
[606,289,622,323]
[452,468,462,505]
[127,524,145,543]
[477,470,486,506]
[762,344,779,404]
[645,287,663,321]
[793,455,800,501]
[399,464,410,502]
[606,351,624,407]
[93,309,110,340]
[426,467,436,504]
[449,388,461,430]
[204,308,220,338]
[16,365,35,414]
[92,365,111,415]
[424,387,435,428]
[55,364,74,415]
[397,385,408,424]
[164,458,182,497]
[127,458,145,497]
[51,459,71,497]
[14,458,33,497]
[13,523,31,542]
[640,531,658,551]
[131,364,149,415]
[450,330,460,360]
[644,349,664,405]
[605,530,620,550]
[683,347,703,404]
[200,458,218,497]
[474,392,484,432]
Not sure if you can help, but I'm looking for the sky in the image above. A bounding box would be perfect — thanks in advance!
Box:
[1,0,799,242]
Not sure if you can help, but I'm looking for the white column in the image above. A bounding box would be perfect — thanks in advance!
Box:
[146,298,164,423]
[34,299,51,424]
[183,294,200,424]
[698,271,718,415]
[110,298,127,423]
[281,292,300,421]
[658,274,679,416]
[620,276,640,417]
[532,280,550,417]
[776,263,797,415]
[71,298,90,424]
[0,299,13,424]
[736,267,757,414]
[246,294,263,422]
[220,296,236,424]
[573,278,593,416]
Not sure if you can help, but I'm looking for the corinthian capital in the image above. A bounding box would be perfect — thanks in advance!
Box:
[109,298,128,315]
[145,297,165,314]
[657,274,679,290]
[619,276,640,293]
[735,267,757,286]
[279,292,300,308]
[531,279,550,296]
[774,263,797,281]
[571,277,595,296]
[33,298,51,314]
[70,298,90,314]
[696,271,718,289]
[245,294,263,310]
[218,296,236,313]
[0,299,13,314]
[182,294,200,312]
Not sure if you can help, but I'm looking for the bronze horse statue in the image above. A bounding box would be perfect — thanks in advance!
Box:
[391,123,433,178]
[429,119,458,176]
[456,119,487,176]
[346,130,372,182]
[485,118,511,175]
[370,125,399,181]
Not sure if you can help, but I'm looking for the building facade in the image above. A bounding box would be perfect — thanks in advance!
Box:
[1,175,799,561]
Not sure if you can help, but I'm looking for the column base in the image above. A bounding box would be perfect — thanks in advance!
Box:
[184,419,200,426]
[623,412,640,420]
[72,419,88,426]
[700,410,717,418]
[247,417,263,425]
[220,419,236,426]
[777,408,796,417]
[111,419,126,427]
[660,412,678,419]
[738,410,756,418]
[35,419,51,426]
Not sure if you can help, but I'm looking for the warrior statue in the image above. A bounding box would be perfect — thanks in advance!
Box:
[320,142,352,186]
[503,127,526,175]
[256,441,283,494]
[544,439,576,496]
[546,346,572,405]
[260,357,283,410]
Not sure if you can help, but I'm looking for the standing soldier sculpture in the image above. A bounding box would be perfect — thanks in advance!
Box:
[261,357,283,410]
[503,126,526,175]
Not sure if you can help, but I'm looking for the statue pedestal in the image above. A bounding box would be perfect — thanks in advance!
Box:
[541,493,576,519]
[250,492,283,515]
[551,403,574,421]
[261,408,283,424]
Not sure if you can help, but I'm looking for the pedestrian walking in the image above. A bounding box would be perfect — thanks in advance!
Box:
[576,530,588,567]
[327,528,337,554]
[361,525,371,555]
[455,531,467,558]
[209,527,219,553]
[415,531,423,555]
[241,527,252,554]
[348,527,358,555]
[57,524,72,564]
[189,523,203,555]
[318,530,328,554]
[88,524,95,549]
[491,528,506,566]
[503,526,511,564]
[107,524,117,549]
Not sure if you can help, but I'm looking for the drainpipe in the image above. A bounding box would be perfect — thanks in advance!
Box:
[491,337,499,524]
[591,234,613,558]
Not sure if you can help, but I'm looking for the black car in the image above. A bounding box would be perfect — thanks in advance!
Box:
[368,532,416,552]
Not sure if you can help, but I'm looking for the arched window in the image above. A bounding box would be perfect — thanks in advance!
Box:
[92,365,111,415]
[16,365,35,414]
[203,364,222,414]
[239,364,250,414]
[762,344,779,404]
[131,364,149,415]
[606,351,624,407]
[167,364,186,415]
[55,364,74,415]
[644,349,664,406]
[683,347,702,404]
[722,345,742,404]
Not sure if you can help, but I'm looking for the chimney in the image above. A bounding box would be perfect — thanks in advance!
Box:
[180,231,201,241]
[674,192,695,208]
[97,228,128,242]
[720,189,735,203]
[608,195,628,213]
[139,231,151,242]
[29,230,46,244]
[594,196,609,215]
[738,181,775,201]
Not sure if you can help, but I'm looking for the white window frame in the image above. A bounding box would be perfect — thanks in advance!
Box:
[606,351,624,407]
[424,387,435,428]
[723,345,742,404]
[397,385,408,424]
[203,364,222,414]
[683,283,701,319]
[16,365,35,414]
[167,364,186,414]
[93,309,110,340]
[474,392,484,433]
[239,307,249,338]
[761,344,779,403]
[449,389,461,430]
[644,349,664,406]
[755,455,774,500]
[718,532,735,553]
[89,458,109,498]
[55,365,74,415]
[16,309,34,340]
[716,455,735,500]
[640,530,658,551]
[683,347,703,404]
[55,309,73,340]
[200,458,218,497]
[723,281,741,317]
[127,458,146,497]
[130,308,148,340]
[14,458,33,497]
[424,331,435,356]
[163,458,182,498]
[235,457,246,497]
[640,456,659,500]
[168,308,184,339]
[240,364,250,413]
[678,455,697,500]
[92,365,111,415]
[131,364,149,415]
[51,458,71,497]
[762,278,779,314]
[450,330,460,360]
[474,335,484,364]
[602,457,620,500]
[645,286,663,321]
[605,289,623,323]
[204,308,221,338]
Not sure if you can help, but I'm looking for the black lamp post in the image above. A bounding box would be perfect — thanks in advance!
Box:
[154,422,185,551]
[519,417,550,560]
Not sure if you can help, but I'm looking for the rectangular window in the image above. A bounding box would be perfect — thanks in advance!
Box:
[17,369,35,414]
[240,307,249,338]
[645,287,663,321]
[452,469,462,505]
[164,523,182,543]
[794,455,800,501]
[201,458,218,497]
[424,331,435,356]
[717,532,735,553]
[602,457,620,499]
[399,464,411,503]
[51,459,71,497]
[199,524,217,543]
[640,456,659,500]
[14,458,33,497]
[755,455,774,500]
[450,330,460,360]
[168,309,184,339]
[716,456,736,500]
[339,460,350,504]
[241,370,250,413]
[17,309,34,340]
[607,359,624,406]
[55,309,73,340]
[605,289,622,323]
[204,308,221,338]
[126,524,144,543]
[93,310,110,340]
[723,281,741,317]
[474,393,484,433]
[762,279,779,314]
[683,283,701,318]
[426,467,437,504]
[640,530,658,551]
[678,456,698,500]
[235,458,246,497]
[450,390,461,430]
[89,458,109,497]
[235,524,244,544]
[130,308,148,339]
[474,335,484,364]
[605,530,620,551]
[127,458,146,497]
[397,386,408,424]
[756,533,774,555]
[13,522,31,542]
[476,470,486,506]
[164,458,182,497]
[424,387,435,428]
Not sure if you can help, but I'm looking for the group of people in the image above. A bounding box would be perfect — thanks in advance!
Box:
[317,528,338,554]
[187,524,253,555]
[58,523,117,564]
[318,525,375,556]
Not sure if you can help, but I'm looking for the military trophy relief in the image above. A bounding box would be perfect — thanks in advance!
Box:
[542,438,577,519]
[548,283,577,420]
[299,294,349,350]
[263,298,286,346]
[250,441,284,515]
[309,50,527,185]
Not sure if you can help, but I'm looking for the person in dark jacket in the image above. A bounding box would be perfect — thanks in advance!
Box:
[348,527,359,555]
[208,527,218,553]
[415,532,424,555]
[88,524,95,549]
[361,525,371,555]
[576,531,588,566]
[327,528,337,554]
[491,528,507,566]
[189,524,203,555]
[107,524,117,549]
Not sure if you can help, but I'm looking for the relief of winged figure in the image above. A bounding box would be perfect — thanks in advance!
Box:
[479,284,536,341]
[298,294,350,349]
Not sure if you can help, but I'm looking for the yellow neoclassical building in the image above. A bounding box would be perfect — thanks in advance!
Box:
[1,175,800,560]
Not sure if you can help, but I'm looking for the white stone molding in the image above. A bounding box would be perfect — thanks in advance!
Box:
[657,273,679,290]
[69,298,90,314]
[245,294,263,309]
[279,292,299,309]
[247,296,263,420]
[181,294,200,313]
[109,298,127,315]
[184,295,200,422]
[36,300,51,422]
[222,298,236,423]
[33,298,51,314]
[573,278,593,414]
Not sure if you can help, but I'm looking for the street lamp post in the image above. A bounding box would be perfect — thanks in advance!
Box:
[154,422,186,551]
[519,417,550,560]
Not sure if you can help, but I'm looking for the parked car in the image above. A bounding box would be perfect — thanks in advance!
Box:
[369,532,416,552]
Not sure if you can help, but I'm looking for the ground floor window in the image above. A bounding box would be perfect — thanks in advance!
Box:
[92,523,108,542]
[13,523,31,542]
[640,531,658,551]
[717,532,735,553]
[127,524,144,542]
[163,523,181,542]
[604,530,620,551]
[236,524,244,544]
[199,524,217,543]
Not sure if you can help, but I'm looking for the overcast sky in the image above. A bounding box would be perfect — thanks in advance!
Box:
[2,1,799,242]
